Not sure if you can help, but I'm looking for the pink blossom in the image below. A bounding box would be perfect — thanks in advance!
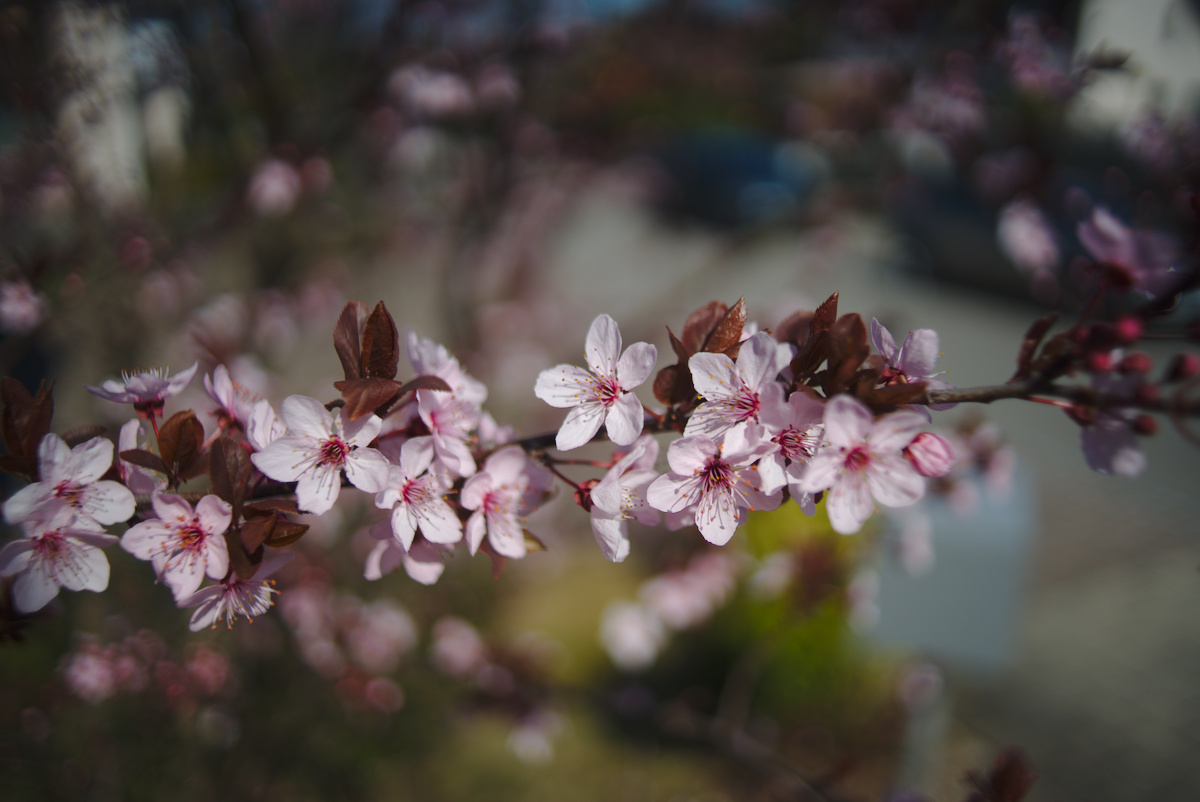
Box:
[246,158,301,216]
[461,446,540,558]
[246,399,287,452]
[374,438,463,550]
[3,434,135,528]
[86,363,199,413]
[757,391,825,513]
[0,506,118,613]
[0,279,47,334]
[121,493,232,603]
[1077,207,1180,297]
[344,599,417,675]
[363,527,448,586]
[250,395,389,515]
[870,319,955,410]
[685,331,788,439]
[997,198,1060,276]
[181,555,290,631]
[407,332,488,406]
[409,389,479,477]
[534,314,656,450]
[589,436,661,562]
[646,426,781,546]
[796,396,929,535]
[904,432,957,477]
[203,365,259,431]
[430,616,487,677]
[598,601,665,671]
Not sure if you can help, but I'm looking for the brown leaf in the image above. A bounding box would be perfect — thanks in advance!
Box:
[1,377,54,469]
[702,297,746,354]
[264,521,309,547]
[61,425,108,448]
[239,516,274,552]
[825,313,869,395]
[244,498,301,515]
[810,292,839,339]
[334,377,404,421]
[681,301,729,353]
[665,328,689,363]
[209,437,252,520]
[157,410,205,483]
[225,528,264,581]
[119,448,169,475]
[653,363,693,406]
[333,301,369,381]
[863,381,928,407]
[775,310,812,346]
[1011,313,1060,381]
[0,454,35,478]
[969,748,1037,802]
[394,374,452,398]
[361,301,400,380]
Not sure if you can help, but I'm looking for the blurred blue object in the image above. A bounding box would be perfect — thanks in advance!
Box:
[650,129,829,228]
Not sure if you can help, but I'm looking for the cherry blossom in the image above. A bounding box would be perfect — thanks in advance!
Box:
[685,331,788,439]
[757,390,825,514]
[121,493,232,603]
[904,432,957,477]
[3,434,135,528]
[246,399,287,452]
[86,362,199,415]
[250,395,389,515]
[0,506,118,613]
[408,389,479,477]
[646,426,781,546]
[534,314,656,450]
[203,364,259,431]
[461,446,542,559]
[407,332,488,406]
[870,319,956,411]
[589,435,661,563]
[796,395,931,535]
[181,555,290,631]
[363,520,449,586]
[1077,207,1180,297]
[374,439,463,551]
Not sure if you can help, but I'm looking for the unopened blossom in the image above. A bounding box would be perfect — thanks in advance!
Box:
[461,446,538,559]
[181,555,290,631]
[374,438,463,551]
[121,493,232,603]
[904,432,957,477]
[86,362,199,416]
[4,434,135,528]
[797,396,931,535]
[1077,207,1180,297]
[685,331,788,439]
[0,506,118,613]
[589,435,661,563]
[251,395,389,515]
[535,314,656,450]
[757,391,825,513]
[870,319,955,410]
[646,426,782,546]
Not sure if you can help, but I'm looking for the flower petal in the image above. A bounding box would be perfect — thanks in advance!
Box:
[604,393,644,446]
[615,342,657,388]
[555,402,605,451]
[534,364,597,408]
[826,473,873,534]
[585,314,621,377]
[280,395,333,439]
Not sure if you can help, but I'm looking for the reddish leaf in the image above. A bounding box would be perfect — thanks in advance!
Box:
[1011,313,1060,381]
[863,381,929,407]
[653,363,693,406]
[775,309,812,346]
[825,313,869,395]
[264,521,309,547]
[209,437,252,519]
[701,297,746,354]
[810,292,839,339]
[966,748,1036,802]
[666,327,689,363]
[239,516,274,552]
[334,377,404,421]
[361,301,400,380]
[244,498,301,515]
[1,377,54,469]
[157,410,205,483]
[225,528,264,581]
[681,301,729,353]
[333,301,369,381]
[61,425,108,448]
[120,448,169,475]
[394,374,452,398]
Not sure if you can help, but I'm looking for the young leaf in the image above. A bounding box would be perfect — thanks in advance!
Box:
[334,377,403,421]
[120,448,169,476]
[681,301,729,353]
[61,425,109,448]
[333,301,369,381]
[824,313,869,395]
[361,301,400,380]
[1011,313,1060,381]
[157,410,205,483]
[209,436,252,520]
[263,521,309,547]
[701,297,746,354]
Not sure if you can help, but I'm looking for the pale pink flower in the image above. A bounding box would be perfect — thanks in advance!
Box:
[250,395,389,515]
[757,391,825,513]
[685,331,788,439]
[0,506,118,613]
[599,601,666,671]
[461,446,538,558]
[997,198,1059,276]
[363,527,448,586]
[646,426,782,546]
[796,396,929,535]
[0,279,47,334]
[203,365,259,431]
[61,644,118,704]
[534,314,656,450]
[344,599,417,675]
[904,432,957,477]
[407,332,488,406]
[374,439,463,550]
[870,319,955,411]
[409,389,479,477]
[121,492,232,603]
[86,363,199,413]
[589,435,661,563]
[246,158,301,216]
[3,434,135,528]
[1077,207,1180,297]
[181,555,290,631]
[246,399,287,452]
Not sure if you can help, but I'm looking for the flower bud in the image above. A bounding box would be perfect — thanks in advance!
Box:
[1118,352,1152,375]
[1065,404,1097,427]
[1132,415,1158,436]
[1114,316,1143,345]
[1164,353,1200,383]
[1086,350,1115,373]
[903,432,956,478]
[1135,382,1161,406]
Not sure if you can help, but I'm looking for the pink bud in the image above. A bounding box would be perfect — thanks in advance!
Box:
[1133,415,1158,436]
[904,433,956,478]
[1114,316,1143,345]
[1165,353,1200,382]
[1118,352,1152,375]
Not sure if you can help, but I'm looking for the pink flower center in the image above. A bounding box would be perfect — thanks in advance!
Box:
[731,388,761,422]
[592,376,622,408]
[34,531,66,559]
[54,481,85,507]
[775,426,819,462]
[699,455,733,493]
[176,520,207,552]
[318,437,349,467]
[402,477,434,506]
[844,446,871,472]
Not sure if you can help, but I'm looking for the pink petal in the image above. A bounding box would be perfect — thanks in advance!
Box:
[66,437,116,485]
[417,500,463,545]
[735,332,783,390]
[584,314,621,377]
[822,396,873,449]
[866,455,925,508]
[695,489,740,546]
[82,481,136,525]
[826,474,873,534]
[604,393,644,446]
[689,352,739,401]
[869,411,926,453]
[280,395,333,439]
[399,438,434,478]
[402,545,446,585]
[615,342,657,388]
[37,434,73,483]
[465,512,487,555]
[487,511,525,559]
[342,412,383,448]
[296,464,342,515]
[121,520,170,560]
[57,541,110,592]
[896,329,940,379]
[0,539,34,576]
[390,504,419,550]
[13,561,60,612]
[365,538,404,580]
[555,402,605,451]
[589,512,630,562]
[535,365,597,408]
[251,437,313,483]
[869,318,898,362]
[345,448,390,493]
[195,495,233,535]
[2,484,52,525]
[664,435,717,475]
[646,474,700,514]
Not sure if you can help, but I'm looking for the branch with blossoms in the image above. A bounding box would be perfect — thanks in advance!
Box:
[1,279,1198,629]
